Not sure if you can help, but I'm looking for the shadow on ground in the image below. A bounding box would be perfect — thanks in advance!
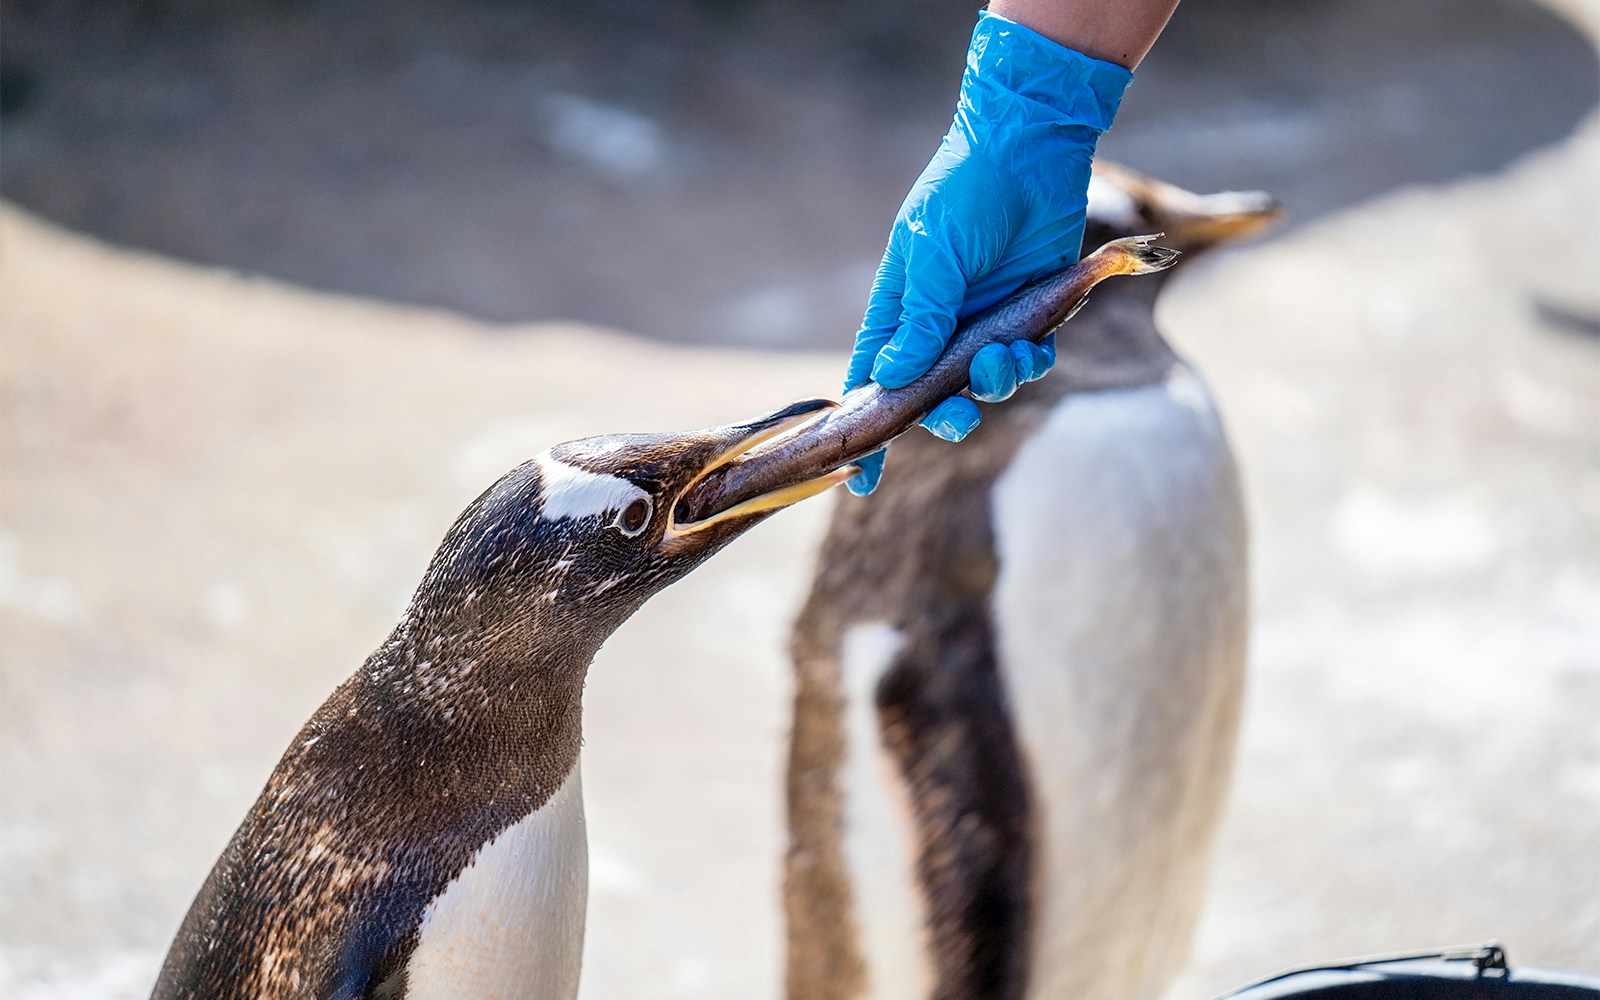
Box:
[2,0,1597,346]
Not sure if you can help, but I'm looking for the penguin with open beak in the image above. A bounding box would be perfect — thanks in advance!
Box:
[151,399,852,1000]
[152,232,1173,1000]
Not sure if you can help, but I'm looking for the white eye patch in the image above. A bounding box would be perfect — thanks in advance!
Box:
[534,454,649,523]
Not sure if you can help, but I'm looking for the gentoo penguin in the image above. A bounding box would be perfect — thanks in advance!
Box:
[151,399,854,1000]
[151,231,1168,1000]
[783,164,1283,1000]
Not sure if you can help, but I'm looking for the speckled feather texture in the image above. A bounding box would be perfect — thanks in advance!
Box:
[152,428,785,999]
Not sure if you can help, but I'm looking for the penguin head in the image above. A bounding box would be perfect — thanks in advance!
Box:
[1083,161,1283,260]
[409,399,847,643]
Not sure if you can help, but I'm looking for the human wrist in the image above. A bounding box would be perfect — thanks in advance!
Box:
[965,11,1132,134]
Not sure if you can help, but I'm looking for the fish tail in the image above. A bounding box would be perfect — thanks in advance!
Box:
[1089,233,1182,275]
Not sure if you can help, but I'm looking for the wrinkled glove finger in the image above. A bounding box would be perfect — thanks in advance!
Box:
[1018,333,1057,382]
[1008,341,1038,385]
[844,251,908,391]
[1008,339,1052,384]
[970,342,1022,403]
[920,395,982,442]
[871,232,968,389]
[845,448,888,497]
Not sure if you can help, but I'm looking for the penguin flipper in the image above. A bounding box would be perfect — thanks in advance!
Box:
[333,913,418,1000]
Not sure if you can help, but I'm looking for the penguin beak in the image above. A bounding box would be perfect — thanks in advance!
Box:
[1093,162,1284,251]
[1163,189,1285,247]
[663,398,857,544]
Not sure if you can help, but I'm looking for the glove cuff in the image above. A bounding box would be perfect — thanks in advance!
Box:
[965,11,1133,133]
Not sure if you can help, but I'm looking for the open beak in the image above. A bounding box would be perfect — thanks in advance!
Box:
[664,398,858,539]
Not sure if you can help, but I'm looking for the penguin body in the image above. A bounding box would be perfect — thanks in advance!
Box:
[154,402,848,1000]
[403,768,588,999]
[989,366,1246,1000]
[153,588,589,1000]
[784,165,1280,1000]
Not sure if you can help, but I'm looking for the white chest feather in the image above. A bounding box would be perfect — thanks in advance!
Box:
[990,368,1248,1000]
[839,622,934,1000]
[405,768,589,1000]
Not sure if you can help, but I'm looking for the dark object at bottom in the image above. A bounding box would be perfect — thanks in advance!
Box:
[1218,944,1600,999]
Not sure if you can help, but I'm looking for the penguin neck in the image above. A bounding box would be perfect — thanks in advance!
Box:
[1088,270,1170,344]
[357,602,612,769]
[1052,275,1182,394]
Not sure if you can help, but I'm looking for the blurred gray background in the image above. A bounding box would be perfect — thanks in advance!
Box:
[3,0,1597,344]
[2,0,1598,997]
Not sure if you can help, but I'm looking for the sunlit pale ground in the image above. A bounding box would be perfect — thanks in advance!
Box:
[3,5,1598,999]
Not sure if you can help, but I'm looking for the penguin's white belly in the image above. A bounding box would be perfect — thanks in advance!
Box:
[405,767,589,1000]
[839,622,935,1000]
[991,368,1248,1000]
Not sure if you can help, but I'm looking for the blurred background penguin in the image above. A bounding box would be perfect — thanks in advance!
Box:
[784,163,1279,1000]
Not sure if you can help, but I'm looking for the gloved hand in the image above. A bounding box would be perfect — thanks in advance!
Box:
[844,11,1133,495]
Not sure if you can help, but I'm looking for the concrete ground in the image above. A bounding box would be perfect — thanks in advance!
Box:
[2,1,1599,998]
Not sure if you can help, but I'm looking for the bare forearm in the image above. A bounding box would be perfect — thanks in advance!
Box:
[987,0,1178,69]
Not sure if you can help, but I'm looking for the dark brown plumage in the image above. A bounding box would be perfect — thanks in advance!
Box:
[153,402,844,1000]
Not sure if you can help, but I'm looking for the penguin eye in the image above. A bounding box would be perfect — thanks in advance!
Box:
[615,497,652,537]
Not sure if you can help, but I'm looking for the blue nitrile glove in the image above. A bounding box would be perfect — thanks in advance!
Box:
[844,11,1132,496]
